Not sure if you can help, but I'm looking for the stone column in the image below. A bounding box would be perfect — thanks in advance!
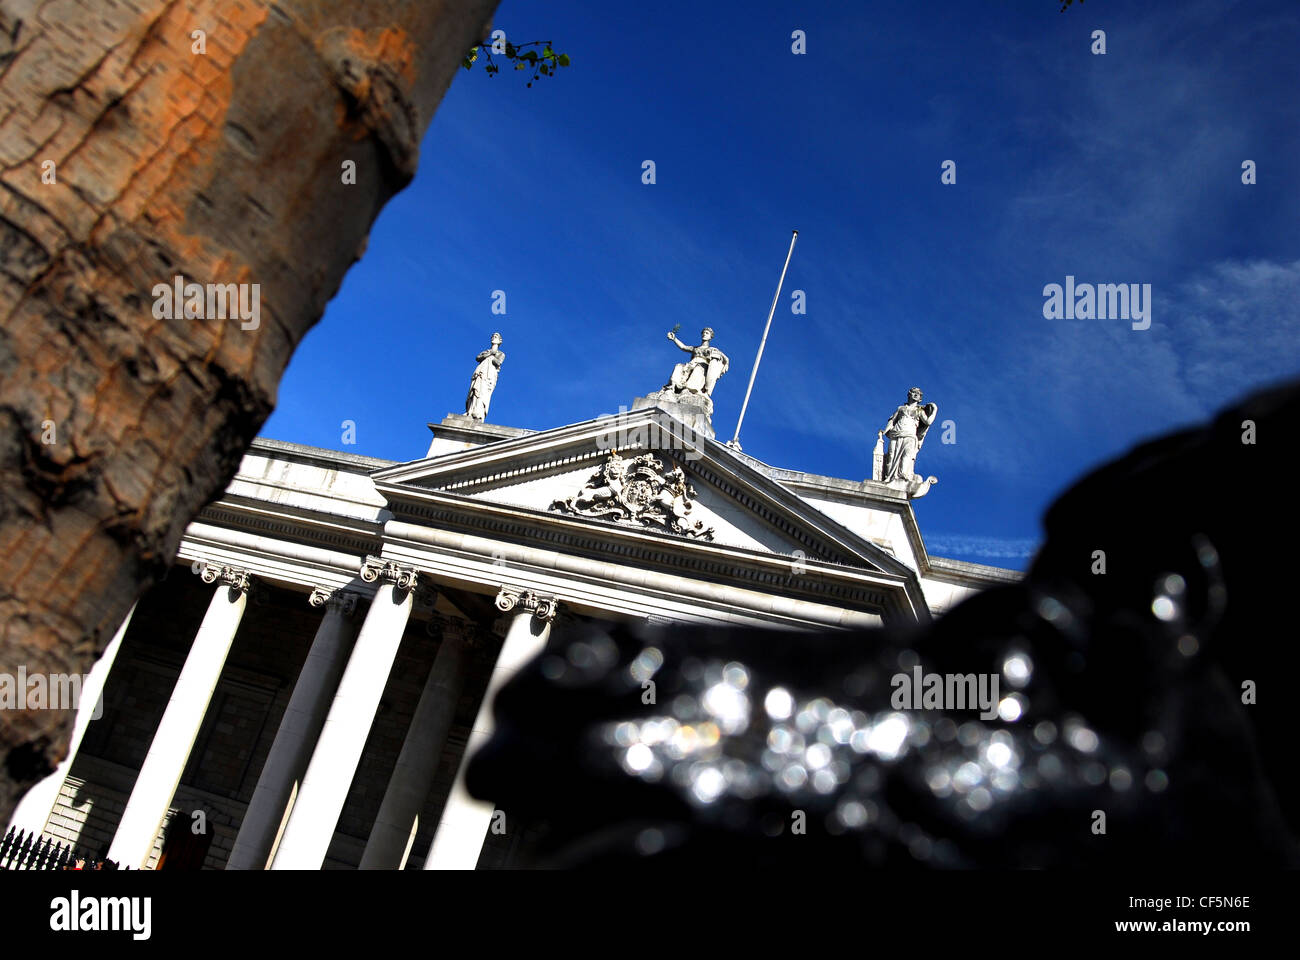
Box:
[107,565,252,868]
[359,617,474,869]
[269,558,421,870]
[225,587,360,870]
[423,588,558,870]
[6,603,136,837]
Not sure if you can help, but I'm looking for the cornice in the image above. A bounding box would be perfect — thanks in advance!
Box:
[434,447,607,495]
[196,498,384,559]
[427,417,537,445]
[248,437,397,471]
[926,554,1025,585]
[382,523,897,628]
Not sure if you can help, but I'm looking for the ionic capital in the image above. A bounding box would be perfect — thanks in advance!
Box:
[360,556,419,592]
[495,587,559,624]
[200,562,253,594]
[308,586,359,617]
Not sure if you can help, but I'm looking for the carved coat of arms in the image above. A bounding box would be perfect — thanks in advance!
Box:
[551,452,714,540]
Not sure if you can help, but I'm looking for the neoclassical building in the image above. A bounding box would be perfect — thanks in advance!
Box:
[7,375,1018,869]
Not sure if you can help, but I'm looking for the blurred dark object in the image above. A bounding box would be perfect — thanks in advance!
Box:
[467,379,1300,868]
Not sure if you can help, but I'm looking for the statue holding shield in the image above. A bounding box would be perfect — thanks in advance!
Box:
[663,327,729,398]
[878,387,937,483]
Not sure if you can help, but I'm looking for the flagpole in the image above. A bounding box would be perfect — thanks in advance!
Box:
[729,229,798,449]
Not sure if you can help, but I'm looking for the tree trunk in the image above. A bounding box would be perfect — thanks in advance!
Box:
[0,0,499,825]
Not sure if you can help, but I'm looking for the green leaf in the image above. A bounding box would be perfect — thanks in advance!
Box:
[557,53,571,67]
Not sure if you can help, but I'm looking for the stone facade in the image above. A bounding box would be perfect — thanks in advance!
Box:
[7,404,1019,869]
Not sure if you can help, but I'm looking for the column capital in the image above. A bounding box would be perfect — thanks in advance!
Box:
[309,586,360,617]
[199,562,254,595]
[495,587,560,623]
[360,556,419,592]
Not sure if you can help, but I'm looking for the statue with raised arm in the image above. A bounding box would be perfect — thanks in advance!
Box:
[465,332,504,421]
[663,327,729,398]
[879,387,938,484]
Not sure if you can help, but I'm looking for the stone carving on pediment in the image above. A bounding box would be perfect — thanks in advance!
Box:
[550,451,714,541]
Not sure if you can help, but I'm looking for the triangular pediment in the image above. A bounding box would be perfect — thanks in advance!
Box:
[371,408,913,580]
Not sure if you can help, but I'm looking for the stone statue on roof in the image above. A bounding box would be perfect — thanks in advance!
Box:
[663,327,729,398]
[465,333,504,421]
[872,386,939,498]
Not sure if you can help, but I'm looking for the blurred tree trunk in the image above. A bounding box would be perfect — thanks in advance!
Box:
[0,0,499,825]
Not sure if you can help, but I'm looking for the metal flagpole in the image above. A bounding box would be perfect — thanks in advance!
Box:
[729,229,798,449]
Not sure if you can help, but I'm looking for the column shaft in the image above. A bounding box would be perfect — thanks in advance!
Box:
[270,576,415,869]
[359,625,467,869]
[226,590,358,870]
[108,573,249,868]
[423,592,555,870]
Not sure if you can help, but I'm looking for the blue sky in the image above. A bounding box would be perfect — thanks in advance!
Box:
[261,0,1300,570]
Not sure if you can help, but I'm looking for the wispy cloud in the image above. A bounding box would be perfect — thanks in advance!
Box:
[926,534,1039,561]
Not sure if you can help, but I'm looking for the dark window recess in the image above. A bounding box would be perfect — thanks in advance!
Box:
[181,680,276,798]
[79,659,176,770]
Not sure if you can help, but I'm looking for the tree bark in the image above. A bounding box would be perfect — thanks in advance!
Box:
[0,0,499,825]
